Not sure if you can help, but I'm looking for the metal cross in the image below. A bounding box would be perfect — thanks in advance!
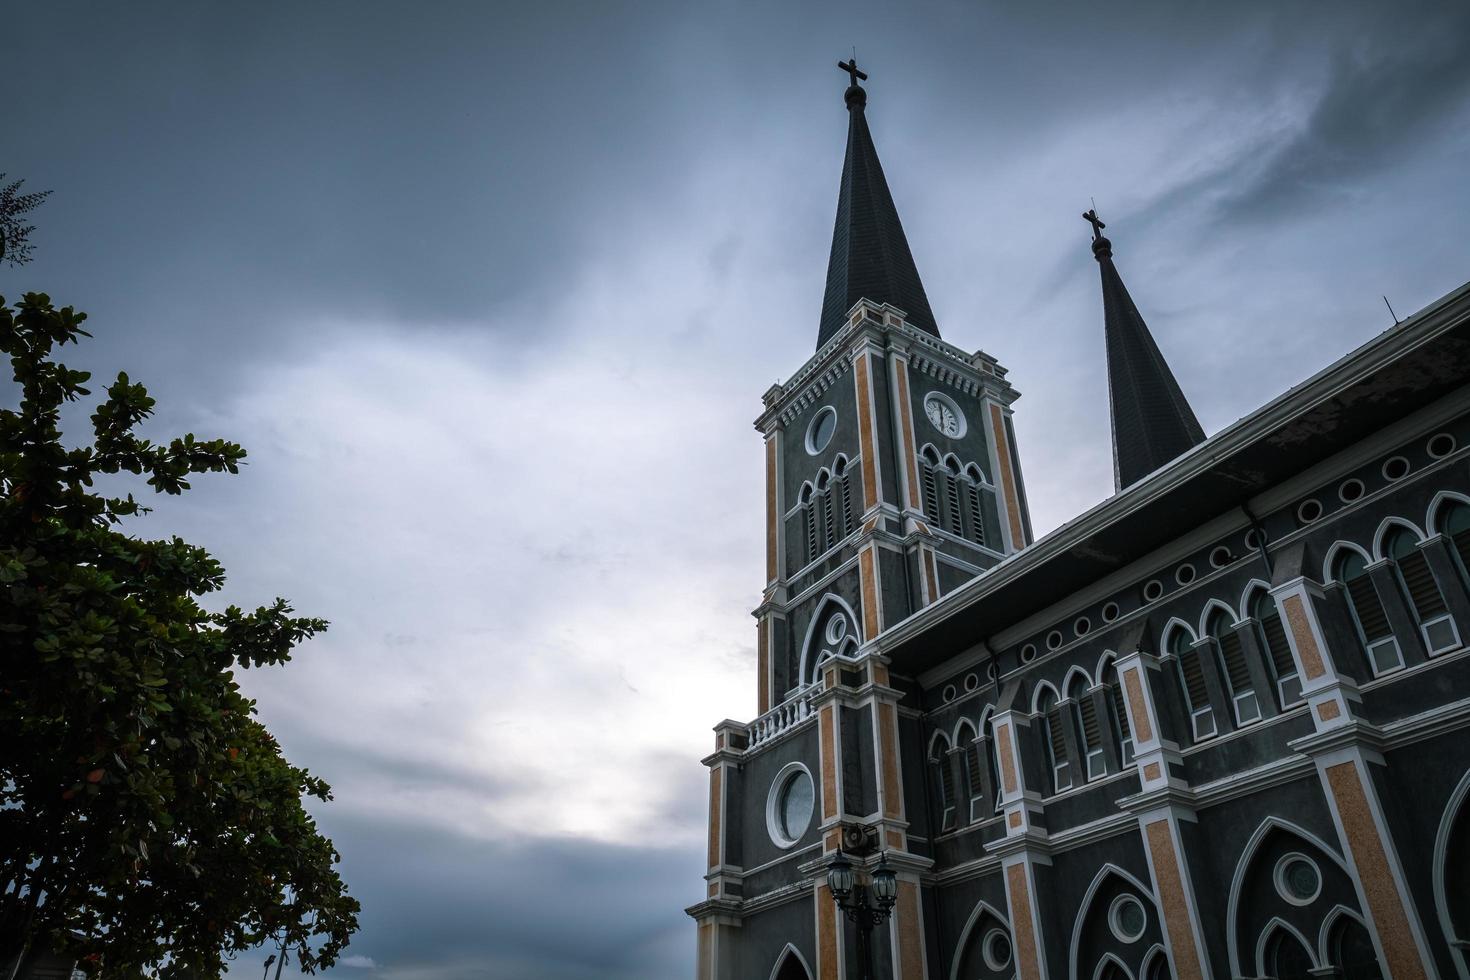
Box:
[1082,208,1107,240]
[838,58,868,85]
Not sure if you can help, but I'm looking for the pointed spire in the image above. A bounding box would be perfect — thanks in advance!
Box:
[817,61,939,349]
[1084,210,1205,491]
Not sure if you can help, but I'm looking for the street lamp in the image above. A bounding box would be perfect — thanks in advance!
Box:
[825,850,899,980]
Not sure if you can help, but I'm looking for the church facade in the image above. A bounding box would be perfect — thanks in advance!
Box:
[686,67,1470,980]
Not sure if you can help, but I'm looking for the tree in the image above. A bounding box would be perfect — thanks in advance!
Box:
[0,176,50,267]
[0,292,359,979]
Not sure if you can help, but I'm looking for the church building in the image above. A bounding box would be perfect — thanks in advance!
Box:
[687,63,1470,980]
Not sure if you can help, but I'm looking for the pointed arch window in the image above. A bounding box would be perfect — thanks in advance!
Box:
[1068,675,1105,781]
[1100,658,1134,765]
[943,458,963,536]
[815,471,835,554]
[964,465,988,547]
[834,457,855,537]
[984,723,1003,812]
[956,720,985,813]
[800,484,818,564]
[1207,608,1261,726]
[1385,526,1459,654]
[930,732,957,831]
[1251,589,1302,708]
[1170,627,1216,742]
[1334,548,1401,674]
[1037,687,1072,793]
[1262,925,1315,980]
[920,448,941,525]
[1437,500,1470,589]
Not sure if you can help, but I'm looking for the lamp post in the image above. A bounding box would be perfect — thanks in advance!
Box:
[825,849,899,980]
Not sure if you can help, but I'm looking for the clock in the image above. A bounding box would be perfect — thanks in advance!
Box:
[923,392,966,438]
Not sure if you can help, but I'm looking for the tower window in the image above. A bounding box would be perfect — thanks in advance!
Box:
[1334,548,1401,673]
[1208,609,1261,725]
[1386,526,1458,654]
[1170,627,1216,741]
[1252,589,1302,707]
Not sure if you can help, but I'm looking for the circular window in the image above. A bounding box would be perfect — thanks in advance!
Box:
[1046,629,1064,651]
[766,764,815,848]
[806,407,837,455]
[1338,478,1365,503]
[1428,432,1457,459]
[981,928,1012,971]
[1020,644,1037,664]
[964,672,979,692]
[1274,853,1322,906]
[1382,455,1410,481]
[1209,546,1233,569]
[1102,601,1120,623]
[986,661,997,681]
[923,392,967,438]
[1143,579,1164,602]
[1244,528,1266,551]
[824,615,849,647]
[1108,893,1148,944]
[1074,616,1092,637]
[1297,499,1323,524]
[942,684,957,702]
[1175,563,1197,585]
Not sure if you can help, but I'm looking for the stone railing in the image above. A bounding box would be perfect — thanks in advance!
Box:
[747,686,819,750]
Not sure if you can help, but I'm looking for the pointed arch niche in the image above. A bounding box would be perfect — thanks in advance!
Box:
[797,594,861,689]
[1069,865,1165,980]
[769,943,813,980]
[951,900,1015,980]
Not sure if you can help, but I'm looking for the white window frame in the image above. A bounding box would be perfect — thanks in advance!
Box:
[1421,611,1461,655]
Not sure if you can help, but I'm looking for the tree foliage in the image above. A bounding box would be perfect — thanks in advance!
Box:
[0,176,50,267]
[0,293,359,978]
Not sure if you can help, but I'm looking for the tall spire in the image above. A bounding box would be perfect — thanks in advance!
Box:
[816,60,939,349]
[1084,210,1205,491]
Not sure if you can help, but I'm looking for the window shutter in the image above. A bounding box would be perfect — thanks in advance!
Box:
[1078,694,1101,749]
[937,755,956,808]
[1453,526,1470,577]
[1261,611,1295,678]
[944,474,962,535]
[1397,551,1446,618]
[1046,707,1070,788]
[966,483,986,545]
[1347,576,1391,640]
[1109,680,1132,739]
[922,464,940,523]
[804,506,818,563]
[965,743,984,797]
[821,491,835,551]
[1179,649,1209,710]
[1218,630,1253,695]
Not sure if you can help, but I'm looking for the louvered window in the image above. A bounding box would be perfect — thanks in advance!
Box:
[1074,688,1105,780]
[921,463,940,523]
[1173,635,1217,741]
[839,476,854,536]
[1255,593,1302,707]
[1336,550,1401,673]
[1211,615,1261,725]
[1447,503,1470,585]
[1388,528,1459,654]
[1041,697,1072,793]
[985,736,1002,812]
[1106,669,1135,763]
[966,481,986,546]
[944,473,963,535]
[804,505,818,564]
[932,741,957,830]
[965,742,984,801]
[821,491,835,552]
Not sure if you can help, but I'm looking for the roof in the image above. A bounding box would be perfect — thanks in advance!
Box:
[816,83,939,349]
[879,277,1470,675]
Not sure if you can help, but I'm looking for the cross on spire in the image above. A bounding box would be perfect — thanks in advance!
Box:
[1083,208,1107,241]
[838,58,868,86]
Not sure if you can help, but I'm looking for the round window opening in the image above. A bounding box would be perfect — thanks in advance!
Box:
[1275,853,1322,906]
[767,765,815,848]
[981,928,1012,971]
[1143,579,1164,602]
[1046,629,1064,651]
[824,615,849,647]
[1020,644,1037,663]
[964,672,980,692]
[1339,478,1365,504]
[1297,499,1324,524]
[1176,563,1197,585]
[1102,601,1120,623]
[923,392,967,438]
[806,407,837,456]
[943,684,958,703]
[1108,894,1147,944]
[1428,432,1457,459]
[1382,456,1410,481]
[1074,616,1092,637]
[1210,546,1233,569]
[1245,528,1266,551]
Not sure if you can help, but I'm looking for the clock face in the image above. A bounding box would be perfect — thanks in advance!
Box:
[924,393,964,437]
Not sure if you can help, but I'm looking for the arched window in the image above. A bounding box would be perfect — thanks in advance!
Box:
[920,447,941,525]
[799,484,817,564]
[833,457,855,536]
[984,722,1003,812]
[1324,915,1382,980]
[1169,626,1216,741]
[1097,961,1130,980]
[1384,526,1458,654]
[815,471,834,555]
[1333,548,1401,674]
[1262,925,1315,980]
[956,720,984,812]
[1435,499,1470,588]
[1248,588,1301,708]
[1099,657,1134,764]
[1206,607,1261,726]
[1142,949,1173,980]
[1037,686,1072,793]
[1068,674,1104,781]
[943,457,963,536]
[930,732,957,831]
[964,465,988,547]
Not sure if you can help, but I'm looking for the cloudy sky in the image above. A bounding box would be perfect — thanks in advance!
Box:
[6,1,1470,977]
